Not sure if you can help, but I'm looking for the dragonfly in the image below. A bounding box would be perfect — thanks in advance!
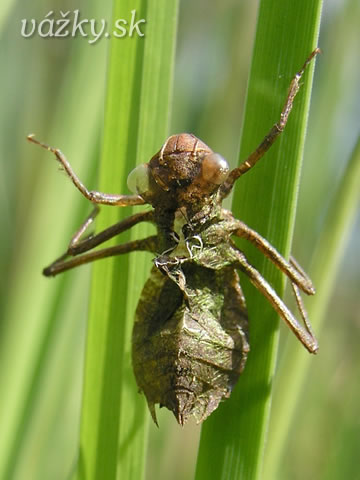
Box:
[28,48,320,426]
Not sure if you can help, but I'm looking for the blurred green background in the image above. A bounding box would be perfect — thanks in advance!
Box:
[0,0,359,479]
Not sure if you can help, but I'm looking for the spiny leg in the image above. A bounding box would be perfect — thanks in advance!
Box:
[68,205,100,253]
[220,48,320,198]
[44,235,158,277]
[289,256,317,338]
[234,250,318,353]
[68,210,154,255]
[41,207,101,274]
[233,224,316,336]
[289,255,313,287]
[45,210,154,274]
[290,282,316,340]
[231,219,315,295]
[27,135,145,206]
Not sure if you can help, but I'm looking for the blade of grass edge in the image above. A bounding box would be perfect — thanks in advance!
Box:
[75,1,146,478]
[75,2,179,479]
[121,0,179,474]
[195,1,322,479]
[264,135,360,479]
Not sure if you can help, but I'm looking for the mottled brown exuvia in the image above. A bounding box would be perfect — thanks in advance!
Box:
[28,49,320,426]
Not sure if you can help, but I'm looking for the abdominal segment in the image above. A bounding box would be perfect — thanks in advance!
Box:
[132,264,249,425]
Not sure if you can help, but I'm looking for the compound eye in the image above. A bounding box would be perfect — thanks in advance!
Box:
[201,153,229,185]
[127,163,151,194]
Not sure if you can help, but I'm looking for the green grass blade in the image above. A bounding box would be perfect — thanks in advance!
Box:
[195,1,322,479]
[76,2,178,479]
[264,0,360,472]
[0,3,109,478]
[264,135,360,478]
[122,0,179,472]
[76,1,146,478]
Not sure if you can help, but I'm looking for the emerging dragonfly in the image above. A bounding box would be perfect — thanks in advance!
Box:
[28,49,320,426]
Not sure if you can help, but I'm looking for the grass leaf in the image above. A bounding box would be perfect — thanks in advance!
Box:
[0,3,110,478]
[195,1,322,479]
[76,2,178,479]
[264,135,360,478]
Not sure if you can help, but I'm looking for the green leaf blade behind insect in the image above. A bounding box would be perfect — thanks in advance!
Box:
[124,0,179,431]
[76,1,146,478]
[76,2,179,479]
[265,135,360,478]
[196,1,323,479]
[264,1,360,473]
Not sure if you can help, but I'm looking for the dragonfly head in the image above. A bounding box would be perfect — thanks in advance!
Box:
[127,133,229,211]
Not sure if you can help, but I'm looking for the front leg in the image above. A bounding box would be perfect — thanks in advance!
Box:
[27,135,145,206]
[220,48,320,198]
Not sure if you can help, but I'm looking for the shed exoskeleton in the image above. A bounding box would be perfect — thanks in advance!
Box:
[28,49,320,425]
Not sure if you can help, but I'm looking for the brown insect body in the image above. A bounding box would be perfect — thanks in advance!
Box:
[131,123,318,425]
[28,49,320,426]
[132,136,250,424]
